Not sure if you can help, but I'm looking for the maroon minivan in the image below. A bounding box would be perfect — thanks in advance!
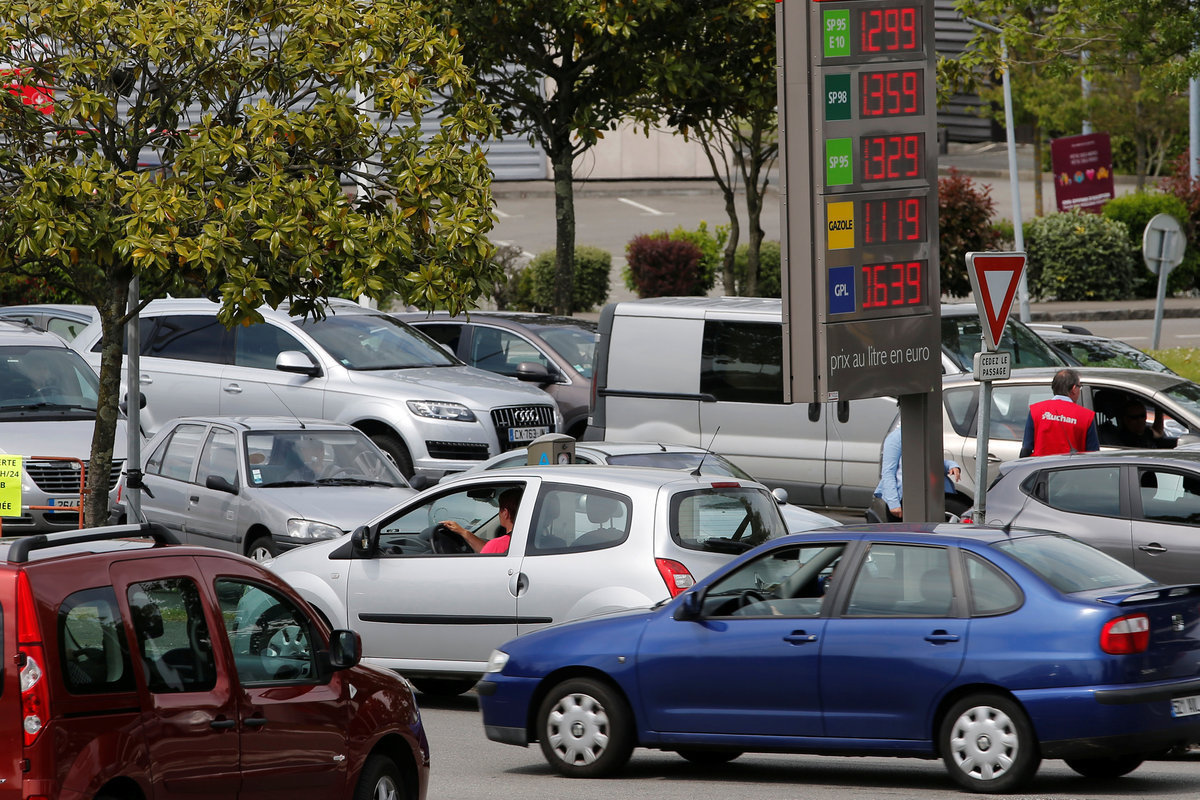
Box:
[0,523,428,800]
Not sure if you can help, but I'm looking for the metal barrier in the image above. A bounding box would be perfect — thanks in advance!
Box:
[0,456,87,536]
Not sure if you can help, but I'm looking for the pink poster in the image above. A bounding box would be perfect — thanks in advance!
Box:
[1050,133,1115,213]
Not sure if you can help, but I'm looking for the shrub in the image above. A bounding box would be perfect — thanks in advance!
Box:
[623,223,722,296]
[624,233,706,298]
[523,246,612,313]
[939,168,1002,298]
[1024,210,1136,301]
[733,239,781,297]
[1155,153,1200,294]
[1102,191,1199,297]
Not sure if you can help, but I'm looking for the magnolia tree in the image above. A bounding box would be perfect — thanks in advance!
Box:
[0,0,498,526]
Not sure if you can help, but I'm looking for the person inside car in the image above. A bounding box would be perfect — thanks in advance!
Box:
[1110,398,1178,449]
[441,488,521,554]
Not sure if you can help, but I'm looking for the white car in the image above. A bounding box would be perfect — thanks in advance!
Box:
[266,464,796,695]
[451,441,841,532]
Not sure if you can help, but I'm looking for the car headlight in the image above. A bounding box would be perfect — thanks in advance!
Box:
[286,519,344,540]
[484,649,510,674]
[406,400,477,422]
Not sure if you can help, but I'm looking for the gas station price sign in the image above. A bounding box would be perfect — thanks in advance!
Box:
[777,0,940,402]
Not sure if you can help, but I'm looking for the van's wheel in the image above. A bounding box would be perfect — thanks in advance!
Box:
[1064,755,1145,779]
[369,432,414,479]
[537,677,634,778]
[246,533,278,562]
[353,754,409,800]
[939,693,1040,793]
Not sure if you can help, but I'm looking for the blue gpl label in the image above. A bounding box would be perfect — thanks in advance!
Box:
[829,266,856,314]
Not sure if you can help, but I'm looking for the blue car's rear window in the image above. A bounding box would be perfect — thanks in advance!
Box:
[992,534,1152,593]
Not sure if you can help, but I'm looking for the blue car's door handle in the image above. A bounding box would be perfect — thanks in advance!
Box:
[925,630,961,644]
[783,631,818,645]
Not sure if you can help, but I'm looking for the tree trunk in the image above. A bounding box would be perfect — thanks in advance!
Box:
[86,280,130,528]
[743,135,766,298]
[720,188,740,295]
[550,147,576,316]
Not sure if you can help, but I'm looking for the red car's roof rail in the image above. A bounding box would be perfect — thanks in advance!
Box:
[6,523,179,564]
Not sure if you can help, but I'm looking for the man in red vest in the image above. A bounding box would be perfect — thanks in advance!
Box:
[1020,368,1100,457]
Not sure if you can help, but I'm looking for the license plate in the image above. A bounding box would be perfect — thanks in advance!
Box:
[508,426,548,443]
[50,497,78,508]
[1171,694,1200,718]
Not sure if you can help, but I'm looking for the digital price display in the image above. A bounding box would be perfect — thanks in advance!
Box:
[861,196,926,245]
[860,69,923,117]
[857,5,922,54]
[861,134,923,182]
[861,260,926,309]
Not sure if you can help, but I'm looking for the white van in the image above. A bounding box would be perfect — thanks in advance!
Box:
[585,297,897,510]
[586,297,1065,511]
[72,298,560,482]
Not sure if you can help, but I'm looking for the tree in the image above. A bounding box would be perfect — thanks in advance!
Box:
[442,0,690,315]
[0,0,498,526]
[647,0,778,296]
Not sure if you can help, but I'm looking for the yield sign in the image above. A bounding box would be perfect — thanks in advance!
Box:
[965,251,1027,351]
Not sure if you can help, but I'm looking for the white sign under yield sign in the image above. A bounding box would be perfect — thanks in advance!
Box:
[965,251,1027,351]
[1143,213,1187,349]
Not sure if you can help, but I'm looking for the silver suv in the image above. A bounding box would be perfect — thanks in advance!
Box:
[0,321,127,533]
[72,298,561,480]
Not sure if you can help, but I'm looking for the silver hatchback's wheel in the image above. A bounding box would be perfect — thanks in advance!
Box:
[246,534,277,562]
[537,678,633,778]
[940,694,1040,793]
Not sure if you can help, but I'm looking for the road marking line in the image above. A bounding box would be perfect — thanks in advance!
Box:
[618,197,668,216]
[1177,334,1200,339]
[1122,336,1149,342]
[493,240,537,260]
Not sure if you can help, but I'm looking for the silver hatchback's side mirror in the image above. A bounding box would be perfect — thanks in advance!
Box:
[772,487,789,505]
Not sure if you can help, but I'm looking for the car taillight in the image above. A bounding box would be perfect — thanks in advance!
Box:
[655,558,695,597]
[16,572,49,746]
[1100,613,1150,654]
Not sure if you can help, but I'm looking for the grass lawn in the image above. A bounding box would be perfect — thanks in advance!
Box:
[1148,348,1200,383]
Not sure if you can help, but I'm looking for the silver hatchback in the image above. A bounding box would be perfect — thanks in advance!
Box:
[131,416,414,560]
[266,464,791,695]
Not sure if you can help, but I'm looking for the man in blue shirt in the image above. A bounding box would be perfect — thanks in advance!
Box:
[874,425,961,522]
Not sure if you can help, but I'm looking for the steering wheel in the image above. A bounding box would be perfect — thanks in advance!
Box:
[431,523,473,554]
[317,466,355,481]
[738,589,766,609]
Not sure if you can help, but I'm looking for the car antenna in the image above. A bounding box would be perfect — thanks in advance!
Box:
[266,382,306,429]
[691,426,721,476]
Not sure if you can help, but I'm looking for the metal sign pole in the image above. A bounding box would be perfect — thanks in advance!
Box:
[973,362,993,522]
[1152,230,1173,349]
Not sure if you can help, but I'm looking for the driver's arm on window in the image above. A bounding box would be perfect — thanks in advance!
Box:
[441,520,487,552]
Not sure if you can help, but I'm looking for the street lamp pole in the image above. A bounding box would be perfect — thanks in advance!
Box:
[963,16,1030,323]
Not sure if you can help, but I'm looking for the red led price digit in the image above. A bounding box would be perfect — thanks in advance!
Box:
[906,261,922,303]
[902,198,921,240]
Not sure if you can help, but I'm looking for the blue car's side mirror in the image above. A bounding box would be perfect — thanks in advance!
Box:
[673,590,703,621]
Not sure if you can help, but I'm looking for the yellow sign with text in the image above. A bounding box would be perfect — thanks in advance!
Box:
[826,202,855,250]
[0,456,22,518]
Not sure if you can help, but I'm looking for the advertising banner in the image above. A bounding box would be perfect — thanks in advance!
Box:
[1050,132,1114,213]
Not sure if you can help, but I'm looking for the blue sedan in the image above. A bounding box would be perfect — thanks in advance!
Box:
[476,524,1200,793]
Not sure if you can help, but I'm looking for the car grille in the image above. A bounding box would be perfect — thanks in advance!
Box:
[491,405,556,452]
[425,441,490,461]
[25,459,124,493]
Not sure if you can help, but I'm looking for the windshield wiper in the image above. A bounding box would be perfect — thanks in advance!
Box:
[0,402,96,412]
[259,480,317,488]
[314,478,398,487]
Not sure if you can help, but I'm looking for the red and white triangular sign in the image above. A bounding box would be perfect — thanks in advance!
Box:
[965,251,1027,351]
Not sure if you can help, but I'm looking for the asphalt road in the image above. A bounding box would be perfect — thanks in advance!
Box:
[420,691,1200,800]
